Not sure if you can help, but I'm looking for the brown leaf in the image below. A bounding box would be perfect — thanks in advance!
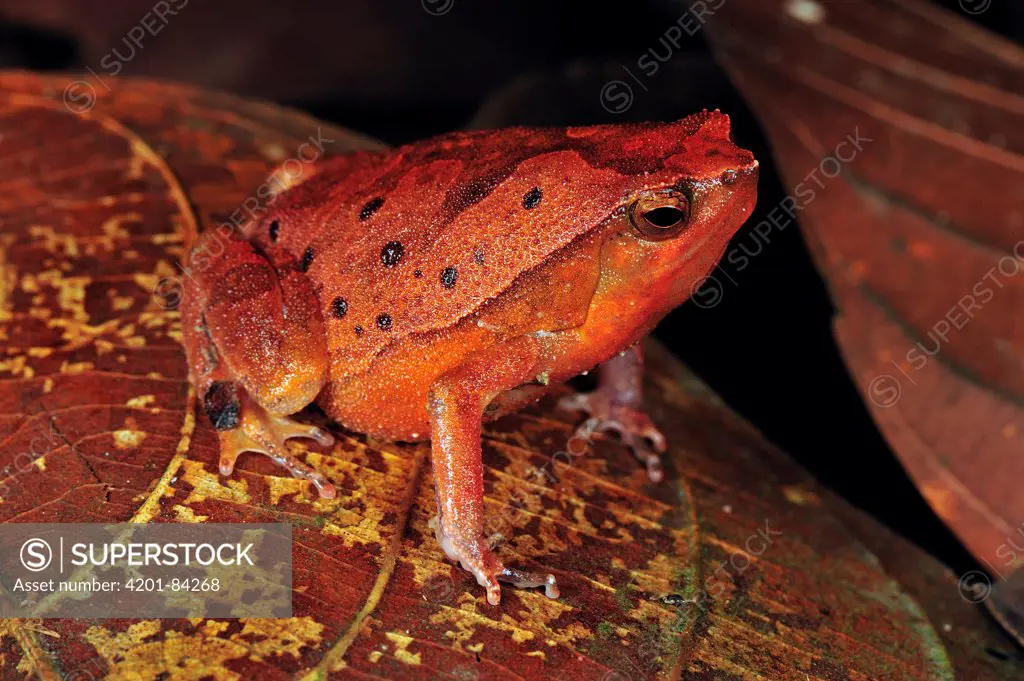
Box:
[0,71,1018,679]
[0,0,559,104]
[706,0,1024,573]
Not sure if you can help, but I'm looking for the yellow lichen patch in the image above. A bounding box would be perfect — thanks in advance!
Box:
[180,460,251,506]
[155,259,180,277]
[230,618,325,660]
[602,497,673,535]
[85,620,245,681]
[33,456,46,472]
[126,394,157,409]
[37,271,90,322]
[631,553,683,595]
[111,294,136,312]
[504,594,587,646]
[20,273,40,293]
[368,650,383,663]
[29,224,80,257]
[152,232,184,246]
[60,360,95,374]
[172,504,209,523]
[407,550,458,597]
[321,508,389,548]
[113,417,147,450]
[117,323,147,348]
[265,476,314,506]
[314,466,393,547]
[384,632,421,665]
[201,620,231,637]
[0,355,32,379]
[781,485,821,507]
[139,311,172,328]
[85,620,162,659]
[132,273,163,298]
[431,594,573,652]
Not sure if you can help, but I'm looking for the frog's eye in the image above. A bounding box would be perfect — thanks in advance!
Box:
[628,189,690,241]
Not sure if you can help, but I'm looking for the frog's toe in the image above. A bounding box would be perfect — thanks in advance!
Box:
[499,567,560,600]
[216,393,337,499]
[431,516,557,605]
[560,392,667,482]
[265,411,335,449]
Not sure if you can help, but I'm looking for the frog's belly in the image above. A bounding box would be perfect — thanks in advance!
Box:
[318,308,654,443]
[319,318,500,441]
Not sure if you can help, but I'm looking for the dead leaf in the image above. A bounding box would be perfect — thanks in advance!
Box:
[707,0,1024,575]
[0,71,1018,679]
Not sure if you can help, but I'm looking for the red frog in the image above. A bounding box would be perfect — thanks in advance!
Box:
[181,111,757,605]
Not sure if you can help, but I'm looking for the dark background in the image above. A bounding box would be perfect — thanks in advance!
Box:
[2,0,1021,578]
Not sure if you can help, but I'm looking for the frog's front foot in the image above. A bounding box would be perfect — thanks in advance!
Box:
[217,389,338,499]
[430,516,559,606]
[559,345,666,482]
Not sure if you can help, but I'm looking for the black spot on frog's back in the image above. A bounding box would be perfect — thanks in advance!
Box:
[331,297,348,319]
[300,246,315,272]
[359,196,385,221]
[440,267,458,289]
[522,186,543,209]
[437,163,519,225]
[381,241,404,267]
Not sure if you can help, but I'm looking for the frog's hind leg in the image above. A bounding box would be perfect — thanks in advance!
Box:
[181,230,336,498]
[428,336,559,605]
[559,344,667,482]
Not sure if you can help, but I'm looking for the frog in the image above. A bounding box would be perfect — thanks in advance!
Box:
[180,110,758,605]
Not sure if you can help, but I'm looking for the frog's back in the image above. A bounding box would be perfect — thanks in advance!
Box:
[265,113,735,379]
